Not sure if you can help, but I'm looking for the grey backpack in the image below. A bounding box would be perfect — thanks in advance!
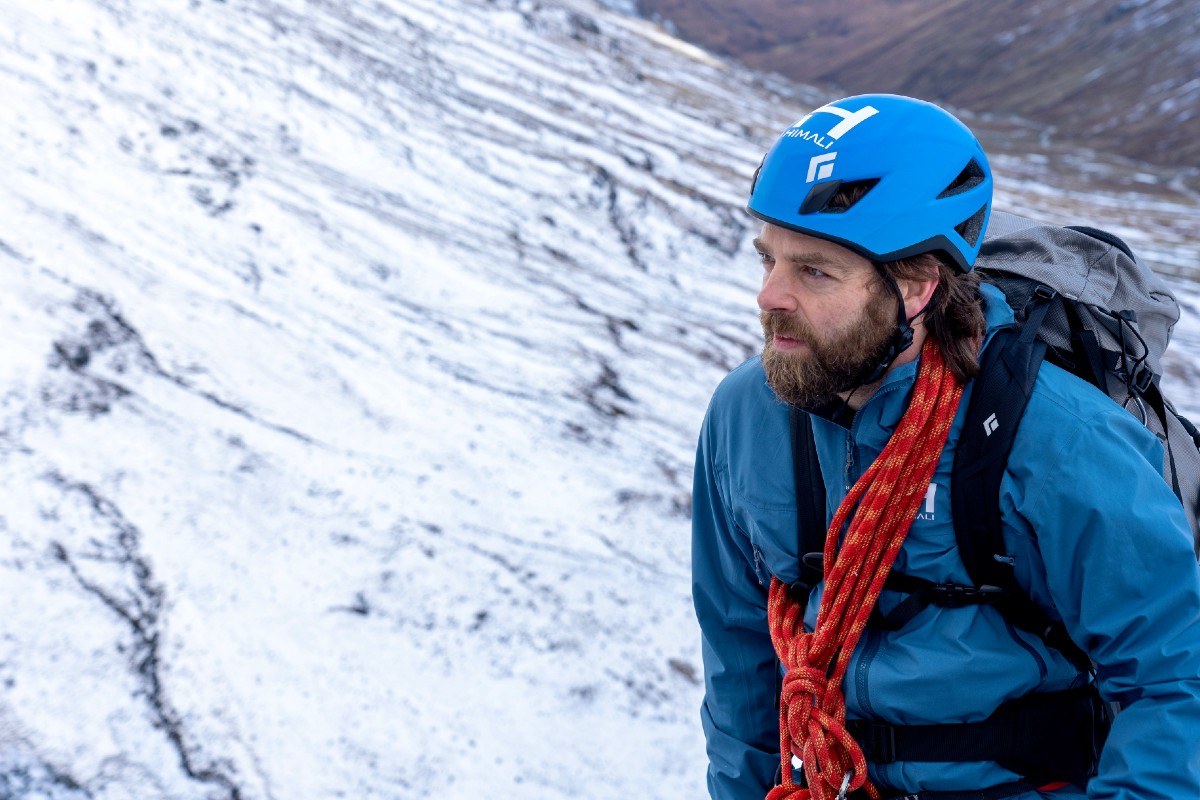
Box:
[976,211,1200,551]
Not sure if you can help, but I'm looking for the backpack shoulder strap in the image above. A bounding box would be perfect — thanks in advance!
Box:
[789,405,826,594]
[952,326,1044,592]
[952,322,1092,671]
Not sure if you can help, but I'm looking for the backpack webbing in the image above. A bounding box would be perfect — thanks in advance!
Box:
[788,404,825,597]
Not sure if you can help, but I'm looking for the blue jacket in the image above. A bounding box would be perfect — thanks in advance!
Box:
[692,285,1200,799]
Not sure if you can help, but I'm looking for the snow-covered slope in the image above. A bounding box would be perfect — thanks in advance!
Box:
[0,1,1196,798]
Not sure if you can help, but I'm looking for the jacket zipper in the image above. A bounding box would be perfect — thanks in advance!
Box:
[853,627,884,719]
[843,378,928,718]
[1003,617,1049,680]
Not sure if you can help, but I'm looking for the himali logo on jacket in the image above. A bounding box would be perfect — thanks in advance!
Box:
[916,482,939,522]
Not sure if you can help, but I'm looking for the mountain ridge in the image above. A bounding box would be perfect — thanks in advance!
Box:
[636,0,1200,169]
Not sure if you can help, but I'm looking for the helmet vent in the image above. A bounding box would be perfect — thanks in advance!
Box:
[824,179,879,212]
[750,158,765,194]
[799,178,879,214]
[937,159,986,199]
[955,204,988,247]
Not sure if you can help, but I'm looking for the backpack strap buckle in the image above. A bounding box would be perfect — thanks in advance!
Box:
[1032,284,1058,303]
[928,583,1006,608]
[1132,367,1153,395]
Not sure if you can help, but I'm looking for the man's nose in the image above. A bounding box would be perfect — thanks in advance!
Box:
[757,267,799,313]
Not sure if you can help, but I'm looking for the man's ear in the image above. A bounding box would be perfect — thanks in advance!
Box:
[898,259,940,321]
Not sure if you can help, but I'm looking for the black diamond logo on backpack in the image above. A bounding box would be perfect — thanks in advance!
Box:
[984,413,999,436]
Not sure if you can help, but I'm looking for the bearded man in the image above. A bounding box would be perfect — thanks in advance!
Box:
[691,95,1200,800]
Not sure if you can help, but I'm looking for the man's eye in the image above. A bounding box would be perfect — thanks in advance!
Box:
[757,251,774,267]
[803,266,827,279]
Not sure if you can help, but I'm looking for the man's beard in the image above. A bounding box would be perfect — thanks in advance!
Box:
[761,295,898,408]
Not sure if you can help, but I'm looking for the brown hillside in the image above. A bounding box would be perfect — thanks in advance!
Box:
[637,0,1200,169]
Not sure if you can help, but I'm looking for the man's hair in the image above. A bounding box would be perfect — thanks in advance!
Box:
[827,183,987,383]
[878,254,986,384]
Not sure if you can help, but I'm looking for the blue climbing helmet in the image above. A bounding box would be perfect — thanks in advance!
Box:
[748,94,992,273]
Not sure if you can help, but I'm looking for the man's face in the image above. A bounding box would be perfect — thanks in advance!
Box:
[755,224,897,407]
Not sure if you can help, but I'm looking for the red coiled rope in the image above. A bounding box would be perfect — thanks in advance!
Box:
[767,339,966,800]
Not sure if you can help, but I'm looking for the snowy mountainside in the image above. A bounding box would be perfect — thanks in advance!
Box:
[0,1,1197,799]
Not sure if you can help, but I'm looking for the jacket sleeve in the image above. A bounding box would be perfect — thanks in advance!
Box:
[1020,408,1200,800]
[692,405,781,800]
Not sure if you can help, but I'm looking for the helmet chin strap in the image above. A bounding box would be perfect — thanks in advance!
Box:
[854,268,917,387]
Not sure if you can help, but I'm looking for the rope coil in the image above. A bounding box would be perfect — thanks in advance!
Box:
[767,340,967,800]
